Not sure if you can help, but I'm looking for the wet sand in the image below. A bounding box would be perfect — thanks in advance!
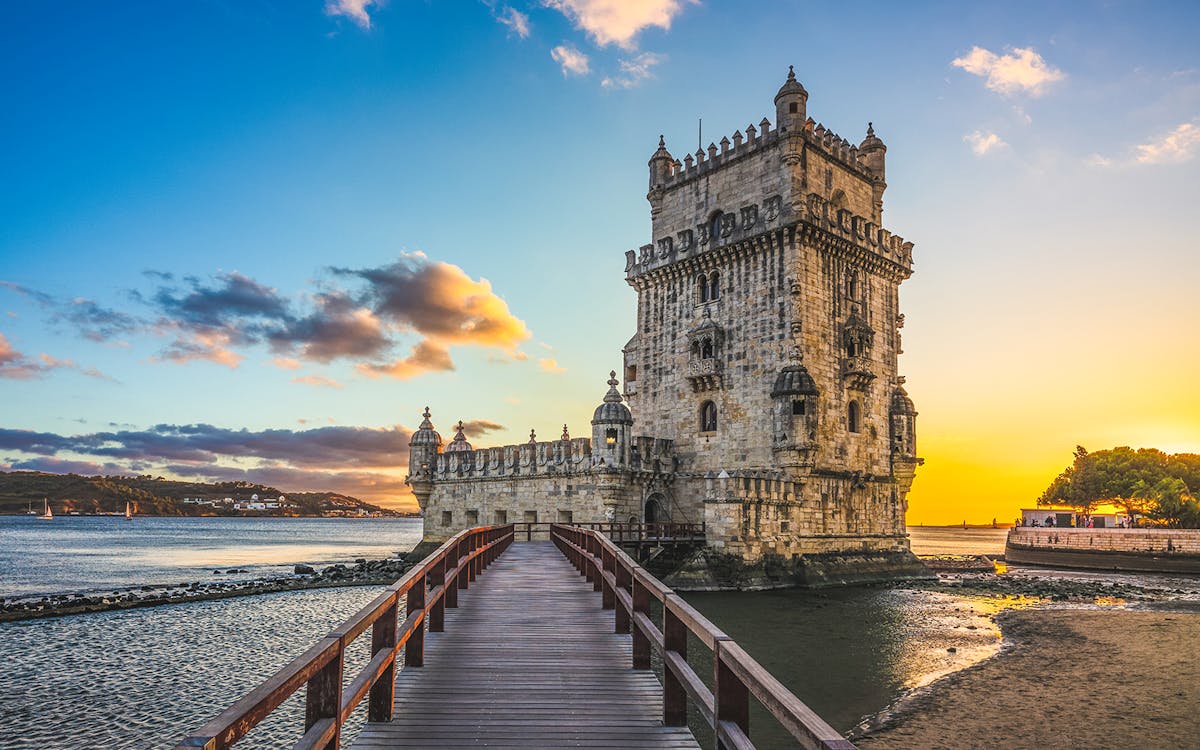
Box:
[854,607,1200,750]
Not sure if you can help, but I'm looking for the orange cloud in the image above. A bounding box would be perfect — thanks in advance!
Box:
[292,375,343,389]
[539,357,566,374]
[358,340,455,380]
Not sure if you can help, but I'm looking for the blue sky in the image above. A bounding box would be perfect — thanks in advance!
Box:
[2,1,1198,518]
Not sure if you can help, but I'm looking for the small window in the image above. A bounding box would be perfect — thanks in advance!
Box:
[781,520,791,532]
[494,509,508,524]
[700,400,718,432]
[792,399,806,416]
[697,273,709,303]
[709,271,720,301]
[523,510,537,524]
[465,509,479,526]
[848,401,861,433]
[701,337,714,359]
[846,269,858,300]
[557,510,573,524]
[710,212,723,241]
[440,510,453,527]
[605,428,618,446]
[788,102,798,114]
[625,364,637,382]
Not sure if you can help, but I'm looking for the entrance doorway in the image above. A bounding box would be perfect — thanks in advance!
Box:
[644,495,667,523]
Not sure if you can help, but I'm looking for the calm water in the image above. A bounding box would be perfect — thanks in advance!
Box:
[0,516,423,599]
[907,525,1008,556]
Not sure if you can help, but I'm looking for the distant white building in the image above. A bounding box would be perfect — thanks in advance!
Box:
[1019,508,1131,528]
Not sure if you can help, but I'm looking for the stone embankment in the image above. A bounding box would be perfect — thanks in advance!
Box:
[1006,528,1200,574]
[0,555,416,623]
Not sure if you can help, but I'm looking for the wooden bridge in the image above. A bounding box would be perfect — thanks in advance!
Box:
[176,524,855,750]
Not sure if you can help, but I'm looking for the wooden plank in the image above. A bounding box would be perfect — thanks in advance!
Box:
[351,541,700,749]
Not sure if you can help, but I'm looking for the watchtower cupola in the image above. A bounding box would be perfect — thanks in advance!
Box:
[774,65,809,132]
[591,371,633,467]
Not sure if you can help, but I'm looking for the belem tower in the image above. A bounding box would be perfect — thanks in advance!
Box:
[406,69,925,586]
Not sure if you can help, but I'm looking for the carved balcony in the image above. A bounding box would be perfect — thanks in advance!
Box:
[841,355,876,391]
[686,357,723,392]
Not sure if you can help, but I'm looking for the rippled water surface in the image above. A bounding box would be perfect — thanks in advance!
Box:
[0,587,387,749]
[0,516,422,599]
[907,526,1008,556]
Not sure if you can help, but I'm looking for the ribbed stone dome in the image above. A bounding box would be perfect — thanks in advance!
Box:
[592,371,633,425]
[409,406,443,447]
[445,420,473,452]
[771,365,818,397]
[774,65,808,103]
[891,386,916,415]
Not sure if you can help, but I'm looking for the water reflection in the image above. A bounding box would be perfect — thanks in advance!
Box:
[683,586,1035,743]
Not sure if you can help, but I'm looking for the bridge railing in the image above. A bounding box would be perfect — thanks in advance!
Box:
[176,524,515,750]
[551,524,856,750]
[512,521,706,542]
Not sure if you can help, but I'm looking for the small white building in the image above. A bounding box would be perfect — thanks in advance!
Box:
[1019,508,1131,528]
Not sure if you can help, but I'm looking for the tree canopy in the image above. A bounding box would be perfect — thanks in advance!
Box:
[1037,446,1200,528]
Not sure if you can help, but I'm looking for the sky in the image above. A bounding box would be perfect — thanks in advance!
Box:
[1,1,1198,522]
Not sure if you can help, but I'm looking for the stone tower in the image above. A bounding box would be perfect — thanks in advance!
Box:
[621,67,922,563]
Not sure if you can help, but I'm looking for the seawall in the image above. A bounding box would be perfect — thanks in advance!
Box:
[1006,527,1200,574]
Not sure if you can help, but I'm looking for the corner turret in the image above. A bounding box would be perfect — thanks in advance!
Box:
[406,406,443,512]
[774,66,809,132]
[859,122,887,219]
[648,135,675,188]
[591,371,633,467]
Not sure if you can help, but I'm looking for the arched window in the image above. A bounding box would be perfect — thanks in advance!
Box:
[690,340,701,358]
[709,271,720,301]
[701,337,714,359]
[696,273,709,303]
[846,269,858,300]
[700,401,718,432]
[847,400,861,433]
[710,212,723,241]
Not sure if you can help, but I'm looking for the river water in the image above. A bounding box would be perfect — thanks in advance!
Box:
[0,522,1172,748]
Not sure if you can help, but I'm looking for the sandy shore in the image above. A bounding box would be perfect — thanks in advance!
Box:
[854,606,1200,749]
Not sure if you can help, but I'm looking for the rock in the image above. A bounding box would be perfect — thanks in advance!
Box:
[355,558,367,564]
[294,564,316,574]
[947,647,957,653]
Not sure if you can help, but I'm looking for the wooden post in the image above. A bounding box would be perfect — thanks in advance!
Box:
[601,546,615,608]
[663,596,687,726]
[305,640,343,750]
[593,544,606,593]
[430,552,447,629]
[405,573,425,668]
[631,575,650,670]
[457,538,471,591]
[614,561,631,634]
[714,637,749,749]
[368,596,398,722]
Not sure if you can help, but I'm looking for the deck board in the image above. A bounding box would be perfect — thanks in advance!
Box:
[351,541,700,749]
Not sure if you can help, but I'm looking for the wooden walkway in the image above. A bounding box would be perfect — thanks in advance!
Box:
[352,541,700,749]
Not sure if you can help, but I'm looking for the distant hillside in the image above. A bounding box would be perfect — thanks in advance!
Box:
[0,471,400,517]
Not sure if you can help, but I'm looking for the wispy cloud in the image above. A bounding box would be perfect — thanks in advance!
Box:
[551,44,590,76]
[0,331,112,381]
[963,130,1007,156]
[1135,120,1200,164]
[292,375,343,389]
[538,357,566,374]
[601,52,662,89]
[1087,119,1200,168]
[494,5,531,38]
[324,0,379,29]
[543,0,689,49]
[952,46,1064,97]
[357,340,455,380]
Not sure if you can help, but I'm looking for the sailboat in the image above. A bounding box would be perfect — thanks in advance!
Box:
[38,498,53,520]
[26,499,36,516]
[124,501,133,520]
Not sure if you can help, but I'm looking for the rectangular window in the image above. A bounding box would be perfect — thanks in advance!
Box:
[558,510,574,524]
[440,511,452,527]
[792,399,806,416]
[524,510,537,524]
[465,509,479,526]
[781,521,790,533]
[494,509,508,525]
[626,364,637,382]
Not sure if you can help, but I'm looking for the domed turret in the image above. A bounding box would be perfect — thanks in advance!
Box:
[859,122,887,182]
[445,420,473,452]
[889,380,917,458]
[592,371,633,467]
[771,364,818,397]
[648,134,675,188]
[774,65,809,131]
[410,406,443,448]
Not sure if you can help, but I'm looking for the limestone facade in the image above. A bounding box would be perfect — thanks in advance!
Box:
[408,69,921,559]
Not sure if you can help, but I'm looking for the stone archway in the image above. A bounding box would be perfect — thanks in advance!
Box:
[644,494,667,523]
